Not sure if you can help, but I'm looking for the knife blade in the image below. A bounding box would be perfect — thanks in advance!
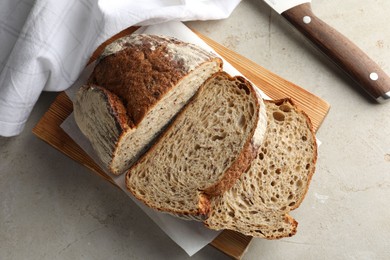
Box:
[264,0,390,103]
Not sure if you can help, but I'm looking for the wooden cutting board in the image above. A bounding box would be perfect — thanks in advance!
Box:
[33,26,330,260]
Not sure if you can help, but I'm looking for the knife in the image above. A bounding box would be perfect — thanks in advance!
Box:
[264,0,390,103]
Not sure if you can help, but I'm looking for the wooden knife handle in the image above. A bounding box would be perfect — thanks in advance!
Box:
[282,3,390,102]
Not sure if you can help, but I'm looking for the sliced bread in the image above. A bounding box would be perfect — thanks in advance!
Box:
[204,98,317,239]
[125,72,268,219]
[73,34,222,175]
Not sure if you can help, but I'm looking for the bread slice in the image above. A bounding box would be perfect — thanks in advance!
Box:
[125,72,268,220]
[204,98,317,239]
[73,34,223,175]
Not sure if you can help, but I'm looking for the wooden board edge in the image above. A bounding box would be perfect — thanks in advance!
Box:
[210,230,253,260]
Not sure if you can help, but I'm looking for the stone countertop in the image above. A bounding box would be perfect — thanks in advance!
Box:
[1,0,390,259]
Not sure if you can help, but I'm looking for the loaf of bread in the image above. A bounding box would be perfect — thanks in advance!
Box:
[204,98,317,238]
[74,33,317,239]
[126,72,268,220]
[74,34,222,175]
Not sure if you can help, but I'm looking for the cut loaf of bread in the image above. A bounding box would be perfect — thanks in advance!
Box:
[73,34,222,175]
[126,72,268,219]
[204,98,317,239]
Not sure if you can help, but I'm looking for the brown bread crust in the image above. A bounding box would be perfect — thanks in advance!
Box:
[89,34,222,127]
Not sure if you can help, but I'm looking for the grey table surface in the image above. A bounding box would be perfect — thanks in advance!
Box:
[1,0,390,259]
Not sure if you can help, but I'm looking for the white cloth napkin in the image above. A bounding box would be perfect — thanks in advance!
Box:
[0,0,241,137]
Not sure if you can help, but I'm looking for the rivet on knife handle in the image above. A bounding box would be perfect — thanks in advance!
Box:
[281,3,390,103]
